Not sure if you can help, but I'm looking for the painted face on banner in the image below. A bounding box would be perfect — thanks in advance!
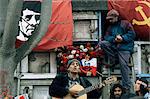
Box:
[17,1,41,41]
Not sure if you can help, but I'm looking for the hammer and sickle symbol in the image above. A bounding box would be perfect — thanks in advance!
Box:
[132,1,150,27]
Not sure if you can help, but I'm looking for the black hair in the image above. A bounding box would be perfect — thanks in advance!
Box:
[137,78,148,86]
[19,1,41,24]
[22,1,41,14]
[85,52,93,60]
[136,77,149,96]
[20,1,41,20]
[110,83,125,99]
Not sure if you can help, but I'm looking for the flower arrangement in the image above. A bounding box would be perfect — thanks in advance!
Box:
[55,42,104,74]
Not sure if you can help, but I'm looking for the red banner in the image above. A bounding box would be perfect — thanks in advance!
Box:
[34,0,73,50]
[108,0,150,41]
[16,0,73,51]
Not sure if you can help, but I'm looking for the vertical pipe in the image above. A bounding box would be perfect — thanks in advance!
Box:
[98,12,101,41]
[17,62,21,96]
[137,43,142,74]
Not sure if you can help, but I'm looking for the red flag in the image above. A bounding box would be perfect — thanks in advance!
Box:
[108,0,150,41]
[34,0,73,50]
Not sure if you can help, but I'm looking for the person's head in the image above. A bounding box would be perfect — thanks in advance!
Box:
[67,59,81,73]
[17,1,41,41]
[110,84,124,99]
[106,9,119,24]
[85,53,91,61]
[134,77,148,96]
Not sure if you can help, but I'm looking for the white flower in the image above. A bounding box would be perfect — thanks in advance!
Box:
[68,55,74,59]
[80,45,84,50]
[83,48,88,52]
[57,53,62,57]
[76,54,79,57]
[80,50,83,52]
[71,50,76,54]
[90,47,94,51]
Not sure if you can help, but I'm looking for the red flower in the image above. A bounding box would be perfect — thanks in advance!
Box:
[62,56,68,64]
[67,45,74,51]
[76,50,80,54]
[86,42,91,47]
[89,51,97,58]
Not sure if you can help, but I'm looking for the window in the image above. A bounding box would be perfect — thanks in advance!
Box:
[28,52,50,73]
[19,52,57,79]
[33,86,49,99]
[73,12,99,41]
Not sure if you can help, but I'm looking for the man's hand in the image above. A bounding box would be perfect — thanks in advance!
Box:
[115,35,123,43]
[69,90,79,98]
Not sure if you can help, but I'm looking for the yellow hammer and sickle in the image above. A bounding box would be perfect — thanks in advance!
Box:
[132,1,150,27]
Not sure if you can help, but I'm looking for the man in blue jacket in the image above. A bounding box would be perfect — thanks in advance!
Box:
[98,9,136,92]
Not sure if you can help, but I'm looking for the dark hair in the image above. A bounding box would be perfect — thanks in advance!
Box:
[137,78,148,86]
[22,1,41,13]
[110,84,124,99]
[67,59,81,68]
[136,78,149,96]
[20,1,41,18]
[85,52,93,60]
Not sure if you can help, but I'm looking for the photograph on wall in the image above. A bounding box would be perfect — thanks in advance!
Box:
[28,52,50,73]
[80,54,97,76]
[73,20,98,41]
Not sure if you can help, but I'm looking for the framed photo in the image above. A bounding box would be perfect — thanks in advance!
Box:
[73,12,98,41]
[80,57,97,76]
[28,52,50,73]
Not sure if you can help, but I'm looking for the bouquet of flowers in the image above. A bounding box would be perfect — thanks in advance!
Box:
[55,42,104,76]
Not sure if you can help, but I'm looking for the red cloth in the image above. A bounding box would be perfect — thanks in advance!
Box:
[80,66,97,76]
[108,0,150,41]
[34,0,73,50]
[20,96,25,99]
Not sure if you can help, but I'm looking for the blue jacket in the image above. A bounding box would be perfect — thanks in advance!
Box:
[104,20,136,53]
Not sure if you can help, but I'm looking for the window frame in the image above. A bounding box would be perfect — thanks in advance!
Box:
[19,52,57,79]
[73,11,100,41]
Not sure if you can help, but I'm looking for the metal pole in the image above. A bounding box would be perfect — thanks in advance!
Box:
[17,63,21,96]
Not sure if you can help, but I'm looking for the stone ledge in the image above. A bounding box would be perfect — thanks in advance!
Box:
[72,0,107,11]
